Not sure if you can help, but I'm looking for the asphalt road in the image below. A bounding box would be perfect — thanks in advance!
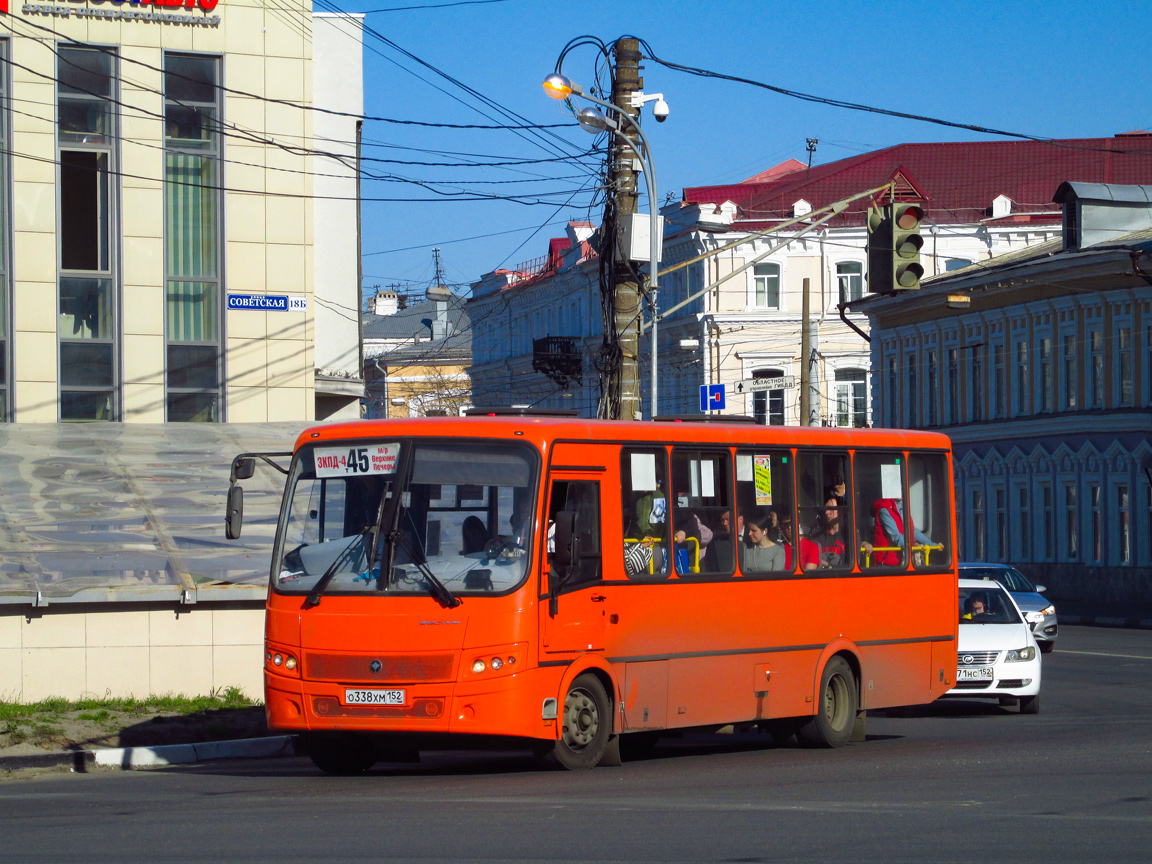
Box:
[3,625,1150,864]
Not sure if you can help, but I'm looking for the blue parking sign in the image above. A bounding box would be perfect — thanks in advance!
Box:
[699,384,726,412]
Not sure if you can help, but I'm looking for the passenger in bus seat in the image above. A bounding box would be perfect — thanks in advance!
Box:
[673,509,713,573]
[742,515,785,572]
[869,498,936,567]
[462,516,488,554]
[800,496,846,570]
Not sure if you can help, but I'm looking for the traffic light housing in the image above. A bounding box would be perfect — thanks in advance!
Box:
[891,203,924,289]
[866,205,893,294]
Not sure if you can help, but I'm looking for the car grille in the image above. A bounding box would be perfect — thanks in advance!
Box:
[304,653,456,683]
[997,679,1025,688]
[958,651,999,665]
[953,680,993,690]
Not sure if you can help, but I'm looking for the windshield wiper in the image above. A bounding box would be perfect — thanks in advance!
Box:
[371,445,415,592]
[304,530,369,608]
[395,533,461,609]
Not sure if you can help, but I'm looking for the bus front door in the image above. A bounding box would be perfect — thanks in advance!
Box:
[542,476,606,654]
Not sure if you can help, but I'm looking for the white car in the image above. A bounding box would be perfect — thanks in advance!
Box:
[946,578,1042,714]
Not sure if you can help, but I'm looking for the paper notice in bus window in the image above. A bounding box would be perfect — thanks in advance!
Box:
[314,443,400,478]
[631,452,658,491]
[701,459,715,499]
[736,453,753,482]
[881,463,902,499]
[754,456,772,505]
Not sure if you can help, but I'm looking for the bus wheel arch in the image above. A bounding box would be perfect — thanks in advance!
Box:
[538,659,618,770]
[799,648,861,749]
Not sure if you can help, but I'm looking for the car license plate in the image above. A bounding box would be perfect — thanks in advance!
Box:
[344,688,405,706]
[957,667,993,681]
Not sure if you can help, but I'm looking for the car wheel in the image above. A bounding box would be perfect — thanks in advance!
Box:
[1038,641,1055,654]
[539,673,612,770]
[305,732,377,775]
[1019,694,1040,715]
[798,657,857,748]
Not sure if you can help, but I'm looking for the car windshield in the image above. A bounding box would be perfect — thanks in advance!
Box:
[962,566,1035,593]
[959,586,1022,624]
[273,439,537,597]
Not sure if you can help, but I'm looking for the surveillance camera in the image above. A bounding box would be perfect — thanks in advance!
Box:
[653,99,669,122]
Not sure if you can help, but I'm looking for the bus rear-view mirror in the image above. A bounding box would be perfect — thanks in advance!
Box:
[225,484,244,539]
[231,456,256,482]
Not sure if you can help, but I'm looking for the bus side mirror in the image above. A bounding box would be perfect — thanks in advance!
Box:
[225,484,244,539]
[231,456,256,482]
[550,510,578,615]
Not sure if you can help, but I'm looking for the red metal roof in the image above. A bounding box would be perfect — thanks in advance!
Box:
[682,134,1152,228]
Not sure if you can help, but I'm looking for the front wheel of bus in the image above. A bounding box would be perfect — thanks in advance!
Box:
[305,732,377,775]
[546,673,611,770]
[798,656,857,749]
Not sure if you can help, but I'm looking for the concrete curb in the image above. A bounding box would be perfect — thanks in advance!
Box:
[1061,615,1152,630]
[1,735,299,773]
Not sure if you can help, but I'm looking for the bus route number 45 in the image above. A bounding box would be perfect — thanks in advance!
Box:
[314,443,400,477]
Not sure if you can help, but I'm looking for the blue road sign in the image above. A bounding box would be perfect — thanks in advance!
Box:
[699,383,726,412]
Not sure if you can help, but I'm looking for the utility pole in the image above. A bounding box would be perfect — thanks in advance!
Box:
[603,36,643,420]
[800,276,811,426]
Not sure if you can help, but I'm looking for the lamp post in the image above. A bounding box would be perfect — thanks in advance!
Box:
[543,71,665,419]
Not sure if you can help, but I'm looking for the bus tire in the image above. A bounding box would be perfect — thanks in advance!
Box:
[798,657,857,749]
[305,732,377,775]
[546,673,612,770]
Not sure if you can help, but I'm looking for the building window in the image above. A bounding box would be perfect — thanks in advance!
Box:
[906,353,918,428]
[752,368,785,425]
[1147,324,1152,406]
[1117,326,1133,407]
[1040,483,1053,561]
[1017,484,1030,561]
[1015,340,1029,416]
[888,356,898,427]
[994,486,1006,561]
[0,41,7,419]
[1062,333,1076,410]
[752,263,780,309]
[945,258,972,272]
[971,487,985,560]
[836,261,862,303]
[992,343,1005,419]
[164,53,223,421]
[1089,484,1102,563]
[1089,329,1103,408]
[58,46,117,421]
[927,349,938,426]
[970,344,983,422]
[1039,337,1053,412]
[1118,484,1130,564]
[1146,483,1152,565]
[947,348,959,424]
[1064,482,1078,560]
[834,368,867,427]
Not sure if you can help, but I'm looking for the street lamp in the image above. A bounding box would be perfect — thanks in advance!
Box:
[543,72,664,418]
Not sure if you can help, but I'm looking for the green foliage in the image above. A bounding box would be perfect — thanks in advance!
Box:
[0,688,259,719]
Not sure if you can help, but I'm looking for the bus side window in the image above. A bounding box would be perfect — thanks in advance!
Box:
[796,451,852,572]
[853,451,906,570]
[670,449,733,577]
[907,452,951,569]
[734,449,795,575]
[549,480,602,587]
[621,447,670,578]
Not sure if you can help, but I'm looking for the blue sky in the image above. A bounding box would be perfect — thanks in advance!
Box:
[328,0,1152,300]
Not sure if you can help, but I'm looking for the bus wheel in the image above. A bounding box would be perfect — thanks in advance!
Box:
[305,732,377,775]
[549,673,611,770]
[798,657,857,749]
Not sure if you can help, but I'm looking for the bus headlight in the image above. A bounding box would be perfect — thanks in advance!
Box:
[473,659,486,674]
[463,644,527,680]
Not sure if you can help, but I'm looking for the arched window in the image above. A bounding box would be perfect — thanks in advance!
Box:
[836,261,863,303]
[753,368,785,425]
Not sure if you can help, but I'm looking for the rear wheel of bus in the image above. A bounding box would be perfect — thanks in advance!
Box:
[539,673,612,770]
[305,732,378,775]
[798,656,858,748]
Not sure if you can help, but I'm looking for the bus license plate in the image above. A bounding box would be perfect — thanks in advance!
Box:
[957,667,993,681]
[344,688,405,706]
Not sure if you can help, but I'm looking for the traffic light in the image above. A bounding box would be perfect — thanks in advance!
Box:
[865,205,893,294]
[891,203,925,290]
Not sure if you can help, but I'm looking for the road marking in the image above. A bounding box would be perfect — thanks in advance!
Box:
[1059,649,1152,661]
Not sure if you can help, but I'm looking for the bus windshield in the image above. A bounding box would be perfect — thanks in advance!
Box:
[273,439,537,598]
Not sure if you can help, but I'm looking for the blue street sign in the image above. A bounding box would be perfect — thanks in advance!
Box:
[226,294,308,312]
[699,383,726,412]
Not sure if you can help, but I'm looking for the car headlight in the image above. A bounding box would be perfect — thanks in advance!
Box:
[1039,605,1055,617]
[1006,646,1036,662]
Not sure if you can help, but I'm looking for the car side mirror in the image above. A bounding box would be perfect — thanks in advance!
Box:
[1034,584,1046,594]
[225,484,244,539]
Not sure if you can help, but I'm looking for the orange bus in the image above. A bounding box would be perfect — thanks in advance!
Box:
[226,410,958,773]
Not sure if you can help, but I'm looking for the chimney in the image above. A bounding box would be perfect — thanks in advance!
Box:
[372,289,398,316]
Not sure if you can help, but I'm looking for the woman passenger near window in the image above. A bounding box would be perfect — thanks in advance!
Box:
[742,515,785,572]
